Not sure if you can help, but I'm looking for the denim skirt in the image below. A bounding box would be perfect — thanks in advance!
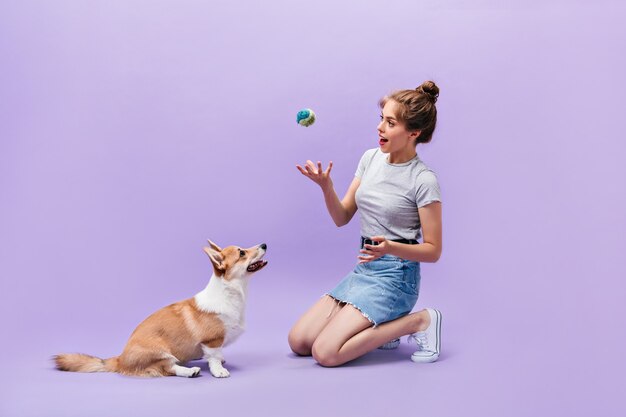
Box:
[326,254,420,327]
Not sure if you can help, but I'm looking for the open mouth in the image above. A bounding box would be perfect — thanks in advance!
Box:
[379,136,388,145]
[247,260,268,272]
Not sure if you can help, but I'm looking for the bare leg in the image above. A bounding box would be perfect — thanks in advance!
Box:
[288,295,344,356]
[312,306,431,367]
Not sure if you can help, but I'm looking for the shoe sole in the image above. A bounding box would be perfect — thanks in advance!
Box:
[410,352,439,363]
[410,309,442,363]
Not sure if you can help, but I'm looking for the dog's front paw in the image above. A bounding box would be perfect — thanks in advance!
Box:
[189,367,201,378]
[210,366,230,378]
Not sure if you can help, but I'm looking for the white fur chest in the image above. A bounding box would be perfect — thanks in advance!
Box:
[194,275,248,346]
[217,308,245,346]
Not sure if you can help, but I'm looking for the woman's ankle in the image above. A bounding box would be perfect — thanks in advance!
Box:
[411,309,431,333]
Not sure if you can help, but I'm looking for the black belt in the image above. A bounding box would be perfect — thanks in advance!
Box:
[361,237,419,248]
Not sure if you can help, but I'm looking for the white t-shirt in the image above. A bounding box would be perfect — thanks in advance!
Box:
[355,148,441,241]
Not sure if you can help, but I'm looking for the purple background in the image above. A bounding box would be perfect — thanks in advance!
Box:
[1,0,625,416]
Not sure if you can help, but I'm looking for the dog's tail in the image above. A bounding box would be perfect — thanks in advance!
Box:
[54,353,119,373]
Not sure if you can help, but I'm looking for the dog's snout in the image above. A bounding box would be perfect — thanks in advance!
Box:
[260,243,267,250]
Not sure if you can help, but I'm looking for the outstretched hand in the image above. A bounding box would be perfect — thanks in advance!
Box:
[296,160,334,189]
[358,236,391,263]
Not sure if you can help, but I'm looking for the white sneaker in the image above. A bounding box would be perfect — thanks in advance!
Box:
[408,308,442,363]
[377,338,400,350]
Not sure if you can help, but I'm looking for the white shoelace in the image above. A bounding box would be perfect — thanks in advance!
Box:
[408,332,429,351]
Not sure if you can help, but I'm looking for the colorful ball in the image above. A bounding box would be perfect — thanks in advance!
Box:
[296,108,316,127]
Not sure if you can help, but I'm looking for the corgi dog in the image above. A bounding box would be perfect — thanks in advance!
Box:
[54,240,267,378]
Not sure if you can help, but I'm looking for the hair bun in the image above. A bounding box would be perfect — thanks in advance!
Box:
[417,81,439,103]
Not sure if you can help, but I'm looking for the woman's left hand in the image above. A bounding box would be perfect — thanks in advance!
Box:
[358,236,390,263]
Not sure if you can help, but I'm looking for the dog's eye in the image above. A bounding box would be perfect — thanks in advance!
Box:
[239,249,245,257]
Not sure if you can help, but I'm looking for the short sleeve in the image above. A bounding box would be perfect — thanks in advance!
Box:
[355,149,377,178]
[415,170,442,208]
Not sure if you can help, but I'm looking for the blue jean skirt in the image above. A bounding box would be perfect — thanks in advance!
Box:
[326,254,420,327]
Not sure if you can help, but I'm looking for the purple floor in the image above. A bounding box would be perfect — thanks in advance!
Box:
[2,259,623,417]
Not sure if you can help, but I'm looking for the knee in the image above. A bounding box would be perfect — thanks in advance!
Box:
[288,328,312,356]
[311,341,341,368]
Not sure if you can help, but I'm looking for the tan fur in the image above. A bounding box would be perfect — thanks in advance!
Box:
[54,241,267,378]
[53,353,113,373]
[54,298,226,377]
[203,244,262,281]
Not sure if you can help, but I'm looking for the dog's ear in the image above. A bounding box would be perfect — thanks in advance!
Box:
[203,246,225,275]
[207,239,223,252]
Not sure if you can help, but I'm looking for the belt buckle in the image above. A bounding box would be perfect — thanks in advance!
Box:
[363,238,378,247]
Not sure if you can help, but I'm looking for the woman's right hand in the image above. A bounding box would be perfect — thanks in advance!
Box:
[296,160,334,190]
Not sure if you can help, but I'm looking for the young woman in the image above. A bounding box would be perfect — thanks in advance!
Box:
[288,81,443,367]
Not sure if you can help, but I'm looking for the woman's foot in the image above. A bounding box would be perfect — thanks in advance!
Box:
[377,310,430,350]
[408,308,442,363]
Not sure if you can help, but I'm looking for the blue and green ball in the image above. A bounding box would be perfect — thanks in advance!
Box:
[296,108,316,127]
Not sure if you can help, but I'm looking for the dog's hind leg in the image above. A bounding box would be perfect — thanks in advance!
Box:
[118,351,191,378]
[144,355,200,378]
[171,364,201,378]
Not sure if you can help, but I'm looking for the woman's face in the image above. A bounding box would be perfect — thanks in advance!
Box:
[377,100,419,153]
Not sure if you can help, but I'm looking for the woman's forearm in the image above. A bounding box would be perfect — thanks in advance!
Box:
[387,241,441,263]
[321,185,351,227]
